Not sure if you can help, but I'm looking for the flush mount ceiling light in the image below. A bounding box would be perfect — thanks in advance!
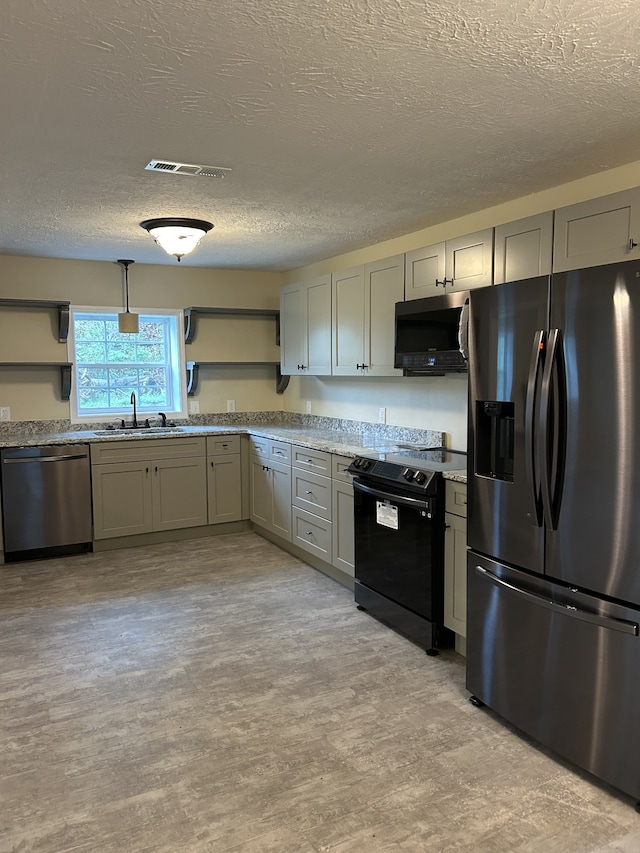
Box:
[116,259,139,334]
[140,217,213,262]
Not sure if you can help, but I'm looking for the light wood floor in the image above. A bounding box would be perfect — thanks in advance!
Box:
[0,531,638,852]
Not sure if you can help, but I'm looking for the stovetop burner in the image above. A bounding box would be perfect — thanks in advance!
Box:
[348,446,466,493]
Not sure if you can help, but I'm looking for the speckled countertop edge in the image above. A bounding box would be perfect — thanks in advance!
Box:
[0,416,467,481]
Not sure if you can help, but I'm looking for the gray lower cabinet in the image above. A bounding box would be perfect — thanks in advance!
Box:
[91,437,208,539]
[249,438,291,541]
[291,447,333,560]
[444,480,467,639]
[206,435,242,524]
[331,455,354,577]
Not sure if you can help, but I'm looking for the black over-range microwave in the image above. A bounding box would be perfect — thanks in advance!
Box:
[394,290,470,376]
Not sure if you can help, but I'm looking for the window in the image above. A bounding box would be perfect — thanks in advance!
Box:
[68,307,187,423]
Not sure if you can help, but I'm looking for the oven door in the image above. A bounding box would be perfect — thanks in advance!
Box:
[353,478,443,623]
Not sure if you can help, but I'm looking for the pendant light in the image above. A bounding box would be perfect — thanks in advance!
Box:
[140,217,213,262]
[117,259,139,334]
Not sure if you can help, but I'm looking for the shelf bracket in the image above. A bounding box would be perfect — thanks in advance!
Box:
[276,365,289,394]
[186,361,199,396]
[184,309,196,344]
[58,305,70,342]
[60,364,72,400]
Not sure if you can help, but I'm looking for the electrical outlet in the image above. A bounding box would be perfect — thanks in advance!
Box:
[305,400,312,414]
[227,399,236,412]
[188,400,200,414]
[378,406,386,424]
[0,407,10,421]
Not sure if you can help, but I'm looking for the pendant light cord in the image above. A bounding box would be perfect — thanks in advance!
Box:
[117,259,135,312]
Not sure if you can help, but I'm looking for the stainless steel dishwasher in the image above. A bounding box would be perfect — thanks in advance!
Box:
[1,444,93,560]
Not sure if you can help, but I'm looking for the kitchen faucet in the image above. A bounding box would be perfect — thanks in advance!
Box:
[130,392,138,428]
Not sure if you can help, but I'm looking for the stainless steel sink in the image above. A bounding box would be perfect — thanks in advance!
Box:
[92,426,185,436]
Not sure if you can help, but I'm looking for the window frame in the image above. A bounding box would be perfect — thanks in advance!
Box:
[67,305,188,425]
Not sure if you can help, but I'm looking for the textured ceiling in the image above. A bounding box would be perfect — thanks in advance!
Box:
[2,0,640,270]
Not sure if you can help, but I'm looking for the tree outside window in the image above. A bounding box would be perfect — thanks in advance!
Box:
[68,308,187,422]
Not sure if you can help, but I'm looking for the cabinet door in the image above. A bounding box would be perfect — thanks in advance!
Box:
[332,266,366,376]
[332,479,354,576]
[249,456,271,529]
[280,282,305,375]
[404,242,446,300]
[270,459,292,542]
[553,188,640,271]
[444,511,467,637]
[92,460,153,539]
[152,456,208,531]
[445,228,494,290]
[364,254,404,376]
[292,506,332,562]
[494,212,554,284]
[305,275,332,375]
[208,454,242,524]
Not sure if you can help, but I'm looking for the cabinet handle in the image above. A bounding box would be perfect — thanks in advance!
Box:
[356,363,368,370]
[630,239,638,250]
[435,278,453,288]
[222,443,228,448]
[305,490,313,495]
[155,466,158,473]
[211,461,214,468]
[145,466,149,474]
[305,531,313,536]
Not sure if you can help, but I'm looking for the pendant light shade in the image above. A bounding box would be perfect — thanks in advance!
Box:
[140,217,213,262]
[117,259,139,334]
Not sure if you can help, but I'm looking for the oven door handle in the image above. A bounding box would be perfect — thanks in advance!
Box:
[353,478,431,510]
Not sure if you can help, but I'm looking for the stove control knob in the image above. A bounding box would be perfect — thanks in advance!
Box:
[414,471,427,485]
[402,467,415,481]
[360,458,371,470]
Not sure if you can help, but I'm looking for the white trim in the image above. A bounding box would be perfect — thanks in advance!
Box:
[67,305,188,424]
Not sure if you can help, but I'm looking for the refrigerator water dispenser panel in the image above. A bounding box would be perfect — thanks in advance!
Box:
[475,401,515,482]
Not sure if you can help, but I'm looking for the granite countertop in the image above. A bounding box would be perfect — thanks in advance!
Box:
[0,420,467,480]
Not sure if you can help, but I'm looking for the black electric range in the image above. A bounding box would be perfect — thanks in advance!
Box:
[348,445,466,653]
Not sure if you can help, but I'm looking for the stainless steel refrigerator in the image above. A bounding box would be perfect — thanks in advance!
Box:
[466,261,640,805]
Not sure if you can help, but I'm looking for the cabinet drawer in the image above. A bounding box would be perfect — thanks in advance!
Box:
[446,480,467,518]
[292,445,331,474]
[292,506,332,561]
[206,434,240,456]
[268,439,291,464]
[292,469,331,520]
[331,454,355,483]
[250,436,291,464]
[90,437,206,464]
[250,435,270,458]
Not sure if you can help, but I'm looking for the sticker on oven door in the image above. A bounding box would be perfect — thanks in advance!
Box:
[376,501,398,529]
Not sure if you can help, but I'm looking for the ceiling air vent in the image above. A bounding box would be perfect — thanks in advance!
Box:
[145,159,231,178]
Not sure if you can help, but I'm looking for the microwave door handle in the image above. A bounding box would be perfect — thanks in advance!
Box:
[525,330,544,526]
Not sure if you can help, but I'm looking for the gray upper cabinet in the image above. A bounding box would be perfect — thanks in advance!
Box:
[332,255,404,377]
[280,275,332,375]
[405,229,493,300]
[493,212,554,284]
[553,188,640,272]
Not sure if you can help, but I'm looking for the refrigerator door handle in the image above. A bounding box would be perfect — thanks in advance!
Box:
[525,330,545,526]
[539,328,566,530]
[474,566,639,636]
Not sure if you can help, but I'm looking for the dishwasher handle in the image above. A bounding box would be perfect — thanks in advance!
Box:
[3,453,89,464]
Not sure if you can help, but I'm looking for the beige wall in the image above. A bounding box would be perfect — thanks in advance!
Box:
[0,256,281,421]
[4,158,640,439]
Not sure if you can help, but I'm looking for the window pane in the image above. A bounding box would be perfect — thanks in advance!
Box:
[71,309,184,420]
